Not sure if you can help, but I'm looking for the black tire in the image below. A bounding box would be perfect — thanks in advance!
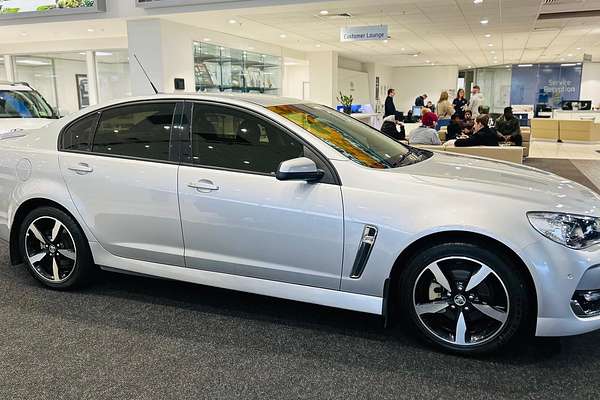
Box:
[398,241,531,355]
[18,206,95,289]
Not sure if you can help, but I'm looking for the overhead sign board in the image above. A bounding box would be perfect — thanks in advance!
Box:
[0,0,105,19]
[340,25,388,42]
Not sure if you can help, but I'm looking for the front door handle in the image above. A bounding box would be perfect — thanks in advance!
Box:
[188,179,219,192]
[68,162,93,175]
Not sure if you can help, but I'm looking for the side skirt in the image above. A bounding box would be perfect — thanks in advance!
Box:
[90,243,383,315]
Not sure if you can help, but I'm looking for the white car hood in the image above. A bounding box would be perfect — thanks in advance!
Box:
[0,119,52,134]
[401,152,600,215]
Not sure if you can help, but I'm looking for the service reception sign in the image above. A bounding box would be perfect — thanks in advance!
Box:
[0,0,105,17]
[340,25,388,42]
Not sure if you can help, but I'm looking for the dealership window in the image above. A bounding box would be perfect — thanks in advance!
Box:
[97,50,131,104]
[190,104,303,174]
[93,102,176,161]
[14,55,58,112]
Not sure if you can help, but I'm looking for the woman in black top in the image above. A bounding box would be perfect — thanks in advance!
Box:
[455,114,499,147]
[453,89,468,118]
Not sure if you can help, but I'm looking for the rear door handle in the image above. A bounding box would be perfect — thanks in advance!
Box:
[188,179,219,192]
[68,163,93,175]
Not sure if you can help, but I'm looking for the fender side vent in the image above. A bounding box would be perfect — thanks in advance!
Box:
[350,225,378,279]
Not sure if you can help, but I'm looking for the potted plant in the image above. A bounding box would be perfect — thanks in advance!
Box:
[337,92,353,115]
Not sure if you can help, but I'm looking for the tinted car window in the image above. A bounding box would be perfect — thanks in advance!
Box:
[92,103,175,161]
[61,113,98,152]
[190,104,303,174]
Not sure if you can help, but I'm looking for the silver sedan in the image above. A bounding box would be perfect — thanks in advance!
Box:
[1,93,600,354]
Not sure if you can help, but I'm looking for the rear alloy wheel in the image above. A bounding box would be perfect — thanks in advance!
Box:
[400,243,530,354]
[19,207,94,289]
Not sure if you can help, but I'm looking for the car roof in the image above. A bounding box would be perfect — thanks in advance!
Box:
[0,82,33,91]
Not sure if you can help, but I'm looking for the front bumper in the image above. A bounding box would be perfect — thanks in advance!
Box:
[520,239,600,336]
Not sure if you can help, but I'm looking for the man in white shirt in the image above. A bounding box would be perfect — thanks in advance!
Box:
[468,85,485,118]
[408,112,441,145]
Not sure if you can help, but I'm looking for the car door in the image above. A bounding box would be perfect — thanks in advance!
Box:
[177,102,344,289]
[59,101,186,267]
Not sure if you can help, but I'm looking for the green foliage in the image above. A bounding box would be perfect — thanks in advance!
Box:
[337,92,353,107]
[1,7,20,13]
[57,0,83,8]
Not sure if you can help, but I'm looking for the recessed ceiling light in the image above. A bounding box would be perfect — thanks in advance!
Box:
[518,64,533,67]
[567,53,573,57]
[480,18,489,24]
[280,34,287,38]
[315,44,321,48]
[576,47,582,50]
[319,10,329,15]
[490,50,496,54]
[96,51,113,57]
[560,57,565,61]
[401,47,405,51]
[383,39,388,43]
[493,61,498,63]
[474,0,483,3]
[426,60,430,63]
[87,28,95,32]
[468,65,472,68]
[484,34,491,38]
[488,43,494,47]
[413,54,418,57]
[248,46,254,50]
[228,19,237,24]
[203,38,211,42]
[19,32,28,37]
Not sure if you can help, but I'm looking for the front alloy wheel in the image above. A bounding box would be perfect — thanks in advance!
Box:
[413,257,509,346]
[400,242,530,354]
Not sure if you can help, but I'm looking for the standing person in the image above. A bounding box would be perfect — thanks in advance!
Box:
[436,91,454,120]
[495,106,522,146]
[468,85,485,118]
[453,89,468,118]
[384,88,397,118]
[408,112,441,145]
[415,93,427,107]
[455,114,499,147]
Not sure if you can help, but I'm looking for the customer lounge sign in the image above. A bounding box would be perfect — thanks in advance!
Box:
[340,25,388,42]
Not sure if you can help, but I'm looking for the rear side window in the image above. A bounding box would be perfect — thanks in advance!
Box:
[92,103,176,162]
[61,113,98,152]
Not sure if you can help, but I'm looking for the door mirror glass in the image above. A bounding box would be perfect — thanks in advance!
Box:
[276,157,324,182]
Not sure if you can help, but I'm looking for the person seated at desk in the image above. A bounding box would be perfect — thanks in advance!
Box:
[455,114,499,147]
[446,114,462,140]
[409,112,441,145]
[495,106,522,146]
[380,114,405,141]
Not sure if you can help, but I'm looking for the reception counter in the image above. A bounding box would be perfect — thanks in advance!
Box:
[531,118,600,143]
[552,110,600,121]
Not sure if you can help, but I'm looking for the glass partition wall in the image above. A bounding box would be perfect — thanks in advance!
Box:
[193,41,282,95]
[11,50,130,117]
[0,58,6,81]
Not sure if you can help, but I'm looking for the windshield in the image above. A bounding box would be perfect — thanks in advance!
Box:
[268,103,419,169]
[0,90,55,119]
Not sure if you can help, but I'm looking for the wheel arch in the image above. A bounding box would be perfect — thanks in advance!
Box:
[384,230,538,330]
[9,198,89,266]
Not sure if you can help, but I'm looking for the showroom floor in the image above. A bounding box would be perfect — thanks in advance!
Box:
[529,140,600,160]
[1,162,600,400]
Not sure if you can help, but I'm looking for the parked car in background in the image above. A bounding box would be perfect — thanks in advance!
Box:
[1,93,600,355]
[0,82,58,134]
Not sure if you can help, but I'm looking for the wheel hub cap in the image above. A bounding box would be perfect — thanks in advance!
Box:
[454,294,467,307]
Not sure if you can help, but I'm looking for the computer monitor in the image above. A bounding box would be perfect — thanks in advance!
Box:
[412,106,422,117]
[580,100,592,111]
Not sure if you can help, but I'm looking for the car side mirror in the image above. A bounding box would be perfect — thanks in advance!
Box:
[276,157,325,183]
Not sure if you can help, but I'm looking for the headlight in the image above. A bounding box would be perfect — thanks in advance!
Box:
[527,212,600,249]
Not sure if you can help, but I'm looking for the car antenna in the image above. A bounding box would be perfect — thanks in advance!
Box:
[133,54,159,95]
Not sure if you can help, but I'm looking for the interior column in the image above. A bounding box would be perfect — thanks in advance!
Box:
[307,51,339,107]
[85,51,99,106]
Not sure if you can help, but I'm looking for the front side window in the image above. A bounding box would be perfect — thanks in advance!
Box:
[189,104,304,174]
[268,104,419,169]
[0,90,54,119]
[92,102,175,161]
[61,113,98,152]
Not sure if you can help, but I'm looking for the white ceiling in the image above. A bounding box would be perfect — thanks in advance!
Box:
[1,0,599,68]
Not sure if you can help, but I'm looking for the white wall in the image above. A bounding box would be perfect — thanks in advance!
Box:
[307,51,338,107]
[283,64,308,100]
[337,68,370,106]
[391,65,459,114]
[365,62,393,112]
[581,62,600,109]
